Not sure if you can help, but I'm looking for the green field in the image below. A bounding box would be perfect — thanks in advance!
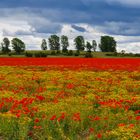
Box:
[0,51,139,58]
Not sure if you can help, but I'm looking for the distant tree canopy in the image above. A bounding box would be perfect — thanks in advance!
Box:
[74,36,85,52]
[0,35,118,55]
[49,35,60,51]
[99,36,116,52]
[61,35,69,53]
[41,39,47,50]
[86,42,92,52]
[92,40,97,52]
[11,38,26,54]
[1,37,11,54]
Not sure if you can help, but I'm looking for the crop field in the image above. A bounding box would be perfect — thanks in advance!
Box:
[0,58,140,140]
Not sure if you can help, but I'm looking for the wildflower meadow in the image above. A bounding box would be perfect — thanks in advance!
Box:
[0,58,140,140]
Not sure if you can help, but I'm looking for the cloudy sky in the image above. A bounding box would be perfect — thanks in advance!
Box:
[0,0,140,52]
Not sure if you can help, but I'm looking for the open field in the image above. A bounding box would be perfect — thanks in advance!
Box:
[0,58,140,140]
[0,51,140,58]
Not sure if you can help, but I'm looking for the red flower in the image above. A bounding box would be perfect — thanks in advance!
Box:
[34,118,40,123]
[53,99,59,104]
[50,115,56,121]
[16,113,21,118]
[36,95,45,101]
[135,110,140,114]
[66,83,74,89]
[57,113,65,122]
[129,124,134,128]
[89,128,94,133]
[72,113,81,121]
[34,125,42,129]
[118,123,125,127]
[97,133,102,139]
[28,131,33,137]
[136,116,140,121]
[93,116,100,121]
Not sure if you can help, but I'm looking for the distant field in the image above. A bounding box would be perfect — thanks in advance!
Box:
[0,51,139,58]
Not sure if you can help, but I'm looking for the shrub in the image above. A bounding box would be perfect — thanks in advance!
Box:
[67,50,73,56]
[34,51,48,57]
[34,52,41,57]
[25,51,33,57]
[8,52,12,57]
[51,50,56,55]
[74,51,80,56]
[135,53,140,57]
[62,49,68,54]
[85,52,93,58]
[40,51,48,57]
[56,50,61,55]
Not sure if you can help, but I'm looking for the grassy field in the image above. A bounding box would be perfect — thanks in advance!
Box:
[0,51,139,58]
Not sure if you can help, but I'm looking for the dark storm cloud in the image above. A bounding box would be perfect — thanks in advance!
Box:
[71,25,86,32]
[0,0,140,35]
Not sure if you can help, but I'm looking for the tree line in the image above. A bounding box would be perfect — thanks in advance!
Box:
[0,35,117,55]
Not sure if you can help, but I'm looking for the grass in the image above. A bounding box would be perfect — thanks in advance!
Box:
[0,51,140,58]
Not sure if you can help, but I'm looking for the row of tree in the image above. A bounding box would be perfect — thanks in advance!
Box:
[0,35,117,54]
[41,35,98,53]
[1,38,25,54]
[42,35,117,53]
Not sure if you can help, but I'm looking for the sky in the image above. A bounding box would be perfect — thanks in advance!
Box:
[0,0,140,52]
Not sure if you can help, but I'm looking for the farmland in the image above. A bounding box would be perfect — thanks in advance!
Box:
[0,58,140,140]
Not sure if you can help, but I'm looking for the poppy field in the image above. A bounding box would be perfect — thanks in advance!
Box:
[0,58,140,140]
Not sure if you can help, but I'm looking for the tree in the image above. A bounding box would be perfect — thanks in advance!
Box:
[86,42,92,52]
[85,42,93,58]
[61,35,69,53]
[41,39,47,50]
[92,40,97,52]
[99,36,116,52]
[48,35,60,51]
[74,36,85,52]
[1,37,11,54]
[11,38,26,54]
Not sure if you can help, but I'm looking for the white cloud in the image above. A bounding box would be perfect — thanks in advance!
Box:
[117,42,140,53]
[0,8,140,53]
[1,21,140,53]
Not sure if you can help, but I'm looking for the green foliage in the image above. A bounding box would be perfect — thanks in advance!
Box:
[135,53,140,57]
[50,50,56,55]
[8,52,12,56]
[85,52,93,58]
[99,36,117,52]
[74,36,85,51]
[0,114,31,140]
[74,51,80,56]
[106,52,140,57]
[34,51,48,57]
[11,38,26,54]
[49,35,60,51]
[67,50,74,56]
[61,35,69,53]
[41,39,47,50]
[25,51,48,57]
[34,52,42,57]
[1,37,11,54]
[25,51,33,57]
[86,42,92,52]
[92,40,97,52]
[56,50,61,55]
